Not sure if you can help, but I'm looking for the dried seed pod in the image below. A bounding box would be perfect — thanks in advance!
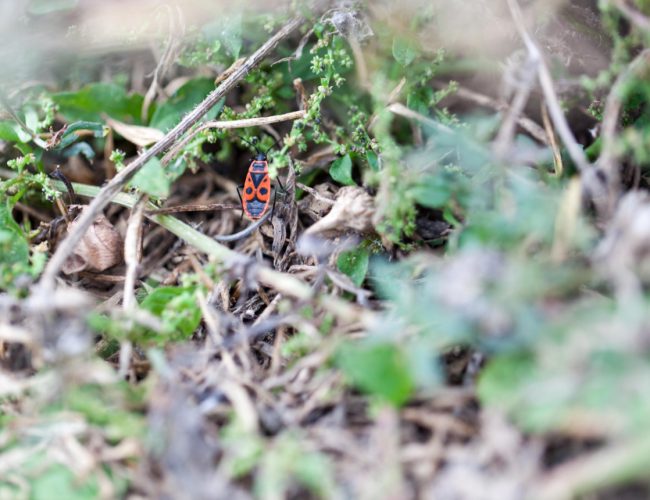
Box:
[62,206,123,274]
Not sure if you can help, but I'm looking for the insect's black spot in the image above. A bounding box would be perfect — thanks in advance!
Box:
[259,187,268,195]
[246,187,253,195]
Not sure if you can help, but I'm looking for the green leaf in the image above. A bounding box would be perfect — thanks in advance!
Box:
[66,384,145,441]
[392,37,418,66]
[31,464,98,500]
[56,121,106,150]
[52,83,144,123]
[0,121,22,143]
[410,174,453,208]
[329,154,355,186]
[140,286,201,339]
[221,14,243,58]
[337,247,370,286]
[61,142,95,160]
[337,342,414,406]
[24,107,40,133]
[150,78,224,132]
[129,157,170,198]
[202,14,243,58]
[478,353,534,412]
[0,197,30,290]
[366,150,380,172]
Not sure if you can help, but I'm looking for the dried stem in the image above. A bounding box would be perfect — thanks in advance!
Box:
[161,109,306,166]
[119,195,146,379]
[387,103,452,135]
[492,53,538,159]
[141,4,184,122]
[599,49,650,190]
[450,85,548,144]
[38,16,305,291]
[146,203,239,215]
[123,196,147,311]
[506,0,591,174]
[541,102,563,176]
[534,434,650,500]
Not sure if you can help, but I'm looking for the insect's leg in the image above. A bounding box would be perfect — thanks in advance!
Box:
[275,176,285,193]
[50,167,76,205]
[271,189,278,216]
[236,185,245,221]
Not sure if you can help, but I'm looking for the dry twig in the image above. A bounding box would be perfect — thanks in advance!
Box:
[449,84,548,144]
[160,110,306,166]
[119,196,147,378]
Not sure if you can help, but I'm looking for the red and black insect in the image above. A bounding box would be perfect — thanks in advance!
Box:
[237,138,282,220]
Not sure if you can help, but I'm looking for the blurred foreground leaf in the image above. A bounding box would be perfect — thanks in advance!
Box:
[337,341,414,406]
[0,197,31,290]
[52,83,144,124]
[141,285,202,340]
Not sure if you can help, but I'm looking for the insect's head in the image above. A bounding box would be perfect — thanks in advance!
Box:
[240,134,281,160]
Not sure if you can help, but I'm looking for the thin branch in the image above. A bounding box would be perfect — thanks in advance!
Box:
[505,0,624,220]
[161,109,306,166]
[541,102,563,176]
[147,201,272,242]
[123,196,146,311]
[141,4,184,122]
[492,53,538,159]
[38,16,305,290]
[451,84,548,144]
[387,103,453,135]
[120,195,146,379]
[146,203,239,214]
[506,0,592,174]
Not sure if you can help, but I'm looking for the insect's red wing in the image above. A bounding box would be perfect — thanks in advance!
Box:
[243,172,256,202]
[241,163,271,219]
[257,175,271,203]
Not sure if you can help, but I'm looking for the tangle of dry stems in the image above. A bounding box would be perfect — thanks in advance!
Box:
[38,16,306,291]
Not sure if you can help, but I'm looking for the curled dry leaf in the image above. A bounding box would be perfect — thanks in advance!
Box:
[298,182,337,222]
[62,206,123,274]
[105,116,164,147]
[304,186,374,237]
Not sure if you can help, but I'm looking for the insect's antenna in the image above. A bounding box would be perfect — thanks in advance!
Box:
[258,129,283,155]
[240,136,261,155]
[264,137,282,156]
